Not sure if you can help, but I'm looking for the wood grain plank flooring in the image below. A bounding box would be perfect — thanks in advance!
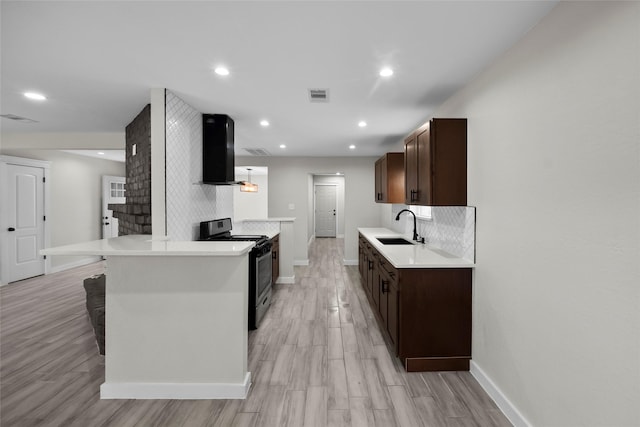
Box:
[0,238,511,426]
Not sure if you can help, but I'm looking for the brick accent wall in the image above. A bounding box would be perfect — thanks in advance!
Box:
[109,104,152,235]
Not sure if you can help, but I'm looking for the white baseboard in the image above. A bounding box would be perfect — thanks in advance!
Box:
[293,259,309,266]
[343,259,358,266]
[470,361,531,427]
[100,373,251,400]
[276,275,295,284]
[50,256,102,274]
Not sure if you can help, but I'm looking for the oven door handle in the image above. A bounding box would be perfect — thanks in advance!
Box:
[255,249,272,261]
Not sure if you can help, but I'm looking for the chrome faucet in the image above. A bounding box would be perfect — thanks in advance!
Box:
[395,209,419,241]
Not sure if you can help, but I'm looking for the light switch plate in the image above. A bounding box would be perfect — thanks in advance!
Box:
[288,203,295,210]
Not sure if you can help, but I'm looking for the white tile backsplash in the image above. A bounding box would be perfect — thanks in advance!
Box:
[165,91,233,241]
[391,205,476,262]
[236,221,281,235]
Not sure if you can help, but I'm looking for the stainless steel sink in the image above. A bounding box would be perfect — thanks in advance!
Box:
[376,237,415,245]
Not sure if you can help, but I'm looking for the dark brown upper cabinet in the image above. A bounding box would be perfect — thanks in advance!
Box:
[375,153,405,204]
[404,118,467,206]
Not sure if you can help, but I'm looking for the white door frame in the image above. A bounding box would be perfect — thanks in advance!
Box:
[314,183,338,238]
[102,175,126,239]
[0,155,51,285]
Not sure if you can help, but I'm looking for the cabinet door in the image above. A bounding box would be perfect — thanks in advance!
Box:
[271,236,280,283]
[371,251,380,309]
[379,260,398,350]
[365,244,375,298]
[416,124,432,205]
[358,240,365,280]
[379,156,388,202]
[387,281,398,350]
[404,134,418,204]
[378,266,389,326]
[374,157,384,202]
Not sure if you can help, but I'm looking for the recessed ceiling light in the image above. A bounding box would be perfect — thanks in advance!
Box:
[349,145,356,150]
[24,92,46,101]
[260,120,270,127]
[358,121,367,128]
[336,172,341,175]
[214,66,230,76]
[379,67,394,77]
[97,152,105,155]
[279,144,286,149]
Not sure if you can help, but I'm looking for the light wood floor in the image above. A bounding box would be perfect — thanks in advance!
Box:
[1,238,511,427]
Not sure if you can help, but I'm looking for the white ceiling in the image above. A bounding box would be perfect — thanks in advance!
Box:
[1,1,556,157]
[62,150,126,163]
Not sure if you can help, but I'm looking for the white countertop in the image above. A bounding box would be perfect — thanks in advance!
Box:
[40,235,254,257]
[262,231,279,239]
[358,228,475,269]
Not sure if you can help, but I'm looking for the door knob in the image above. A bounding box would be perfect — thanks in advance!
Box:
[7,227,15,232]
[104,222,110,226]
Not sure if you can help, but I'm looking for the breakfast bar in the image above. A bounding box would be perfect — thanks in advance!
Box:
[41,235,254,400]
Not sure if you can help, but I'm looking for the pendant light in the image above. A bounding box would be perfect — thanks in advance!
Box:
[240,168,258,192]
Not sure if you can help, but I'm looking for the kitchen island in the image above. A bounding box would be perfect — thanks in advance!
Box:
[41,235,254,399]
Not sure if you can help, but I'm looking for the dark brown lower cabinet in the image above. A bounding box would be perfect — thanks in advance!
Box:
[358,232,472,372]
[271,234,280,284]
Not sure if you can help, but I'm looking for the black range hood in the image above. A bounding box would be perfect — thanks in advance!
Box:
[202,114,236,184]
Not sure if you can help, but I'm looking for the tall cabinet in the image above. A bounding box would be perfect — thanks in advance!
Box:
[404,118,467,206]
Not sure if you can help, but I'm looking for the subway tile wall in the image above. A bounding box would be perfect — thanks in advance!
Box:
[391,205,476,262]
[236,221,281,235]
[165,91,233,241]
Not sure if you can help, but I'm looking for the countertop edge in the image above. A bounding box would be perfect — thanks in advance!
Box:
[40,235,255,257]
[358,227,475,269]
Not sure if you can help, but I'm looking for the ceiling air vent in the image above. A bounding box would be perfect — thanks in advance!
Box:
[309,88,329,103]
[243,148,271,156]
[0,114,38,123]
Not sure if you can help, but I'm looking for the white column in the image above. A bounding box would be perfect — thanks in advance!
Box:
[150,88,166,237]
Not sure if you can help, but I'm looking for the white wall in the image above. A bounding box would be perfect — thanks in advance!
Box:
[432,2,639,425]
[313,175,345,237]
[237,156,380,264]
[0,149,125,270]
[233,168,268,222]
[0,132,124,150]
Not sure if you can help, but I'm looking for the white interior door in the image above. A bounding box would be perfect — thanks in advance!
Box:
[315,184,337,237]
[102,176,126,238]
[5,164,45,282]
